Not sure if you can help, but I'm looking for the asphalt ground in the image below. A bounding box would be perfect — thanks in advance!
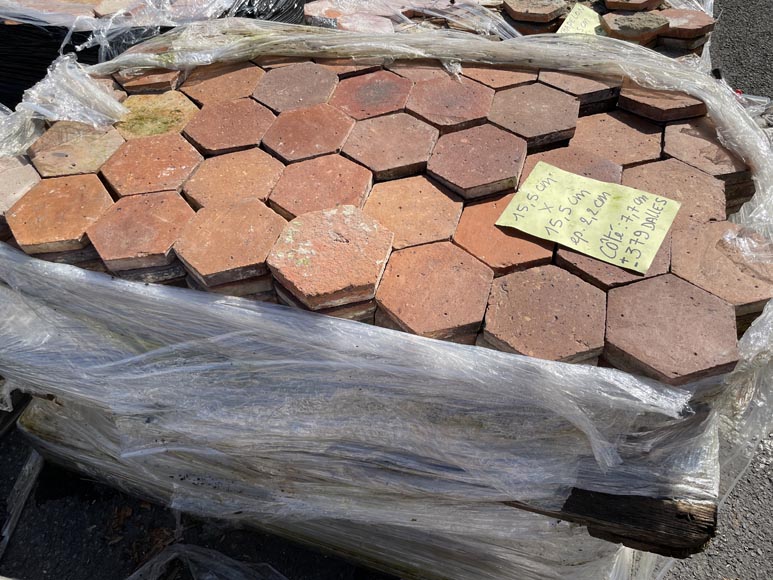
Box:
[1,3,772,579]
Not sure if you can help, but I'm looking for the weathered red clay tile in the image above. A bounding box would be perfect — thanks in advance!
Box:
[427,124,527,198]
[489,83,579,149]
[183,98,275,155]
[251,56,311,69]
[406,77,494,132]
[7,175,112,254]
[114,68,181,94]
[329,70,412,120]
[0,156,40,235]
[664,117,750,184]
[461,65,537,90]
[267,206,393,309]
[92,75,128,103]
[538,71,621,115]
[503,0,566,22]
[314,58,383,78]
[570,111,662,166]
[601,11,669,44]
[27,121,124,177]
[621,158,725,230]
[180,62,265,107]
[183,148,284,209]
[453,193,554,275]
[363,176,462,250]
[253,62,338,113]
[520,145,623,185]
[175,199,286,287]
[87,191,194,271]
[483,265,606,362]
[556,234,671,291]
[605,274,738,385]
[262,104,355,164]
[269,154,372,219]
[187,273,274,298]
[336,13,395,33]
[605,0,659,10]
[618,86,707,123]
[275,282,377,322]
[376,241,493,342]
[659,8,715,39]
[671,221,773,319]
[115,91,199,140]
[101,133,202,196]
[385,59,450,82]
[342,112,438,180]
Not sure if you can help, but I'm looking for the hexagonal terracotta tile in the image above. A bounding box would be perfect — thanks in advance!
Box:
[520,146,623,186]
[605,274,738,385]
[453,193,554,275]
[251,56,311,69]
[187,272,275,299]
[618,86,707,123]
[385,59,450,82]
[659,8,716,39]
[342,112,438,180]
[601,11,669,44]
[503,0,566,22]
[538,71,621,115]
[87,191,194,271]
[267,206,393,309]
[461,64,537,90]
[621,158,726,231]
[183,148,284,209]
[556,234,671,291]
[328,70,412,120]
[7,175,113,254]
[183,98,276,155]
[180,62,265,107]
[253,62,338,113]
[664,117,750,184]
[115,91,199,140]
[0,156,40,235]
[314,57,384,78]
[274,283,377,322]
[92,75,127,103]
[375,241,494,342]
[427,124,527,199]
[175,199,286,287]
[489,83,579,149]
[570,111,662,167]
[406,77,494,132]
[101,133,203,197]
[27,121,124,177]
[262,104,355,164]
[363,176,462,250]
[269,154,371,219]
[671,221,773,319]
[114,69,181,94]
[482,265,606,362]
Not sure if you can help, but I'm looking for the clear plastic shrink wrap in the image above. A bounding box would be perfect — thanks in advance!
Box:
[0,19,771,580]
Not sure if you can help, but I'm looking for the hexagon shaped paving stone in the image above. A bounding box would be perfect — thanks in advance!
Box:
[605,274,738,385]
[180,62,265,107]
[659,8,716,39]
[342,112,438,180]
[175,199,287,287]
[570,111,662,167]
[1,157,40,229]
[6,174,113,254]
[461,64,537,90]
[329,70,413,120]
[406,76,494,132]
[453,193,554,276]
[503,0,567,22]
[101,133,203,196]
[87,191,195,272]
[538,71,621,113]
[267,206,394,310]
[27,121,124,177]
[671,221,773,318]
[427,124,527,199]
[114,69,181,94]
[385,59,450,82]
[375,241,494,342]
[269,154,372,219]
[314,58,383,78]
[115,91,199,140]
[183,148,285,209]
[618,86,707,123]
[489,83,580,149]
[482,265,606,363]
[253,62,339,113]
[183,98,276,155]
[262,104,355,164]
[362,176,462,250]
[520,146,623,186]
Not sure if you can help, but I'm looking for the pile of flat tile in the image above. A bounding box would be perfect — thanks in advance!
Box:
[2,56,769,386]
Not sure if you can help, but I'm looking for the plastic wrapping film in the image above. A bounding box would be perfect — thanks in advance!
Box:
[0,19,771,580]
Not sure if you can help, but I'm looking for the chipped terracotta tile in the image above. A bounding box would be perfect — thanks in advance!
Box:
[115,91,199,140]
[618,85,707,123]
[503,0,567,22]
[0,156,40,235]
[114,68,181,94]
[183,98,276,155]
[659,8,715,39]
[180,62,265,107]
[27,121,124,177]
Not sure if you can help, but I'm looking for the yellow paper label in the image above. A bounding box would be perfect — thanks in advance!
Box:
[557,4,606,35]
[496,162,680,274]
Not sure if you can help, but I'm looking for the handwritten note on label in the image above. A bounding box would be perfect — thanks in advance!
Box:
[496,162,680,274]
[557,4,606,35]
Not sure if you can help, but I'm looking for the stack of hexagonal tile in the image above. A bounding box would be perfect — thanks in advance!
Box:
[2,56,767,387]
